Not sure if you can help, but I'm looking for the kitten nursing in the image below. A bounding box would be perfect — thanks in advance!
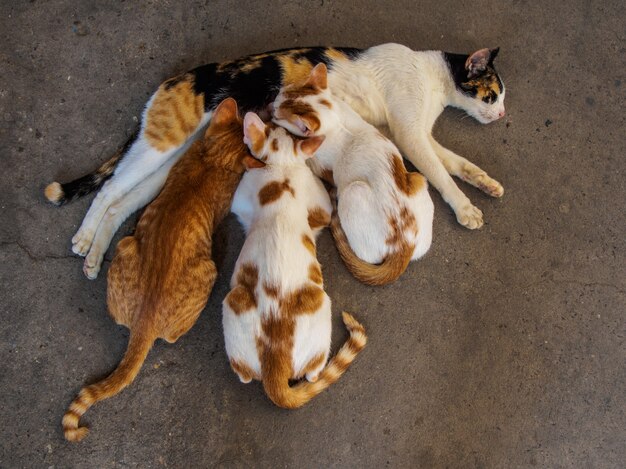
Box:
[273,64,434,285]
[45,44,506,279]
[62,98,258,441]
[223,113,367,408]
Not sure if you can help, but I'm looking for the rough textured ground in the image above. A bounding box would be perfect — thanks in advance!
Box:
[1,1,624,468]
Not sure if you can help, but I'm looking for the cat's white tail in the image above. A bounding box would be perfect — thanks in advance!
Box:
[262,312,367,409]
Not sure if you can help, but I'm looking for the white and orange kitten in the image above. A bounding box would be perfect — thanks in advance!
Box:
[272,64,434,285]
[222,112,367,409]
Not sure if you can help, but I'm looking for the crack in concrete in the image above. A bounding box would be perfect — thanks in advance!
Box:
[0,240,76,262]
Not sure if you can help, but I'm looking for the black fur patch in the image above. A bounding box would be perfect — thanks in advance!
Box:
[443,51,503,98]
[191,47,363,114]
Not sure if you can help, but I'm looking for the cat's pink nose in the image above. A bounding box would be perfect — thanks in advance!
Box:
[498,110,506,118]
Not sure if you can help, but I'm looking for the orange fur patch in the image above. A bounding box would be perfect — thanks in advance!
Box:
[225,263,258,315]
[325,48,350,62]
[281,284,325,316]
[308,206,331,229]
[263,282,280,298]
[390,154,424,196]
[144,74,204,152]
[258,179,296,205]
[308,263,323,284]
[278,55,315,86]
[302,234,316,255]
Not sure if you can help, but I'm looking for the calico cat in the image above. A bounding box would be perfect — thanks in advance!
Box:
[45,44,505,278]
[272,63,434,285]
[222,112,367,409]
[62,98,261,441]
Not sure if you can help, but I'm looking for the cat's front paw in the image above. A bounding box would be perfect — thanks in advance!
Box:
[456,204,484,229]
[71,229,94,256]
[476,175,504,198]
[83,250,104,280]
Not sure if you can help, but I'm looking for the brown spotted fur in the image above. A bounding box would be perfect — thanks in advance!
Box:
[62,98,253,442]
[328,191,416,286]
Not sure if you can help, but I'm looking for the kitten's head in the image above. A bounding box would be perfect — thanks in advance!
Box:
[206,98,264,172]
[447,48,505,124]
[243,112,324,168]
[271,63,338,137]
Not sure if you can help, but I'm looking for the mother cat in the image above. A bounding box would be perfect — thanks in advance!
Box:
[46,44,506,278]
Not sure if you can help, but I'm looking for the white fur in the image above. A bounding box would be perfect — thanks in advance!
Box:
[327,44,505,228]
[273,72,434,265]
[72,43,504,277]
[223,125,333,382]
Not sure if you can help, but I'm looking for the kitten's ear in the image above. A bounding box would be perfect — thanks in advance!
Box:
[306,63,328,90]
[211,98,240,127]
[488,47,500,64]
[298,136,325,158]
[242,155,266,170]
[465,48,491,78]
[243,112,267,154]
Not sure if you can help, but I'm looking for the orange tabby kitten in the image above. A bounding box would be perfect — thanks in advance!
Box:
[62,98,262,442]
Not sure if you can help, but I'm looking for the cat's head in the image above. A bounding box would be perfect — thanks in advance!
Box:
[446,48,505,124]
[271,63,338,137]
[206,98,264,172]
[243,112,324,168]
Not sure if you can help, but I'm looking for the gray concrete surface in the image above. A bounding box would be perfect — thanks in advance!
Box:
[1,1,624,467]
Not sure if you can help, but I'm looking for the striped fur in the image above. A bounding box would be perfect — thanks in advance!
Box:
[62,329,152,441]
[329,192,413,286]
[263,312,367,409]
[62,99,251,441]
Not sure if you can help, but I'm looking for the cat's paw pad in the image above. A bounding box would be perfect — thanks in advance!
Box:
[456,204,484,229]
[83,253,103,280]
[71,230,94,256]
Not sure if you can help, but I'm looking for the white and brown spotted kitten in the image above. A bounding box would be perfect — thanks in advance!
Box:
[273,64,434,285]
[222,112,367,409]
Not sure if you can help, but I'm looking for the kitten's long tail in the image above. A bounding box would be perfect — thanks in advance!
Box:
[62,327,154,442]
[44,132,136,206]
[262,312,367,410]
[329,193,413,286]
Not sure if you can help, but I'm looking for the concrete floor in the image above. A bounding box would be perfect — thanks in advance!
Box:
[1,1,624,467]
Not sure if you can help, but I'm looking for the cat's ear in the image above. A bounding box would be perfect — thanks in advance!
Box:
[488,47,500,64]
[242,155,266,170]
[306,63,328,90]
[298,136,325,158]
[211,97,240,127]
[465,48,491,78]
[243,112,267,154]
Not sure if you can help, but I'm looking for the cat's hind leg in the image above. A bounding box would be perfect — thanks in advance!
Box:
[428,135,504,198]
[71,75,211,256]
[82,156,178,280]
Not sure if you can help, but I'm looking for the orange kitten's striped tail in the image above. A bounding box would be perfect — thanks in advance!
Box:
[62,330,153,442]
[45,133,135,205]
[329,194,412,286]
[263,312,367,409]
